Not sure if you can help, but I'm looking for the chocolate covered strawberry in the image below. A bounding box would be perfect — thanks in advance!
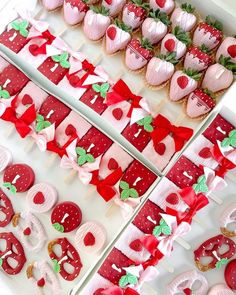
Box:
[193,15,223,50]
[149,0,174,15]
[170,3,197,32]
[216,36,236,63]
[202,55,236,93]
[169,69,201,101]
[142,9,170,45]
[83,6,111,41]
[184,45,212,72]
[42,0,63,10]
[161,26,192,59]
[102,0,126,16]
[105,19,132,54]
[186,88,216,119]
[63,0,89,25]
[146,51,178,86]
[122,0,149,30]
[125,38,154,70]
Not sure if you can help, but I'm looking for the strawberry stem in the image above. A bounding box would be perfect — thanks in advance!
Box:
[203,88,216,100]
[156,52,179,65]
[114,18,132,32]
[131,0,150,10]
[205,15,223,31]
[181,3,195,13]
[219,55,236,74]
[141,38,154,50]
[90,5,110,16]
[149,9,171,26]
[183,68,202,80]
[173,26,191,46]
[199,44,211,54]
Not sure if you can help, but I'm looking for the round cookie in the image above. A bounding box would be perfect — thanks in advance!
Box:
[75,221,107,254]
[220,202,236,237]
[208,284,234,295]
[26,183,58,213]
[0,146,12,172]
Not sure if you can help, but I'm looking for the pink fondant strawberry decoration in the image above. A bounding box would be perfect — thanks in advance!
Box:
[122,0,149,30]
[225,259,236,291]
[216,36,236,63]
[184,45,212,72]
[170,3,197,32]
[105,19,132,55]
[125,38,154,71]
[169,69,201,101]
[202,55,236,93]
[102,0,126,16]
[142,9,170,45]
[193,15,223,50]
[149,0,174,15]
[63,0,89,25]
[51,201,82,233]
[186,88,216,119]
[161,26,192,59]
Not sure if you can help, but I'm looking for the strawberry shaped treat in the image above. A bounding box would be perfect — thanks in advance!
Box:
[142,9,171,45]
[42,0,63,10]
[122,0,149,30]
[3,164,35,194]
[184,45,212,72]
[0,189,14,227]
[208,284,235,295]
[186,88,216,119]
[169,69,201,101]
[193,16,223,50]
[161,26,192,59]
[170,3,197,32]
[38,52,70,84]
[149,0,174,15]
[225,259,236,291]
[105,19,132,55]
[202,55,236,93]
[216,36,236,63]
[146,52,178,86]
[83,6,111,41]
[125,38,154,71]
[102,0,126,16]
[0,19,30,53]
[64,0,89,25]
[51,201,82,233]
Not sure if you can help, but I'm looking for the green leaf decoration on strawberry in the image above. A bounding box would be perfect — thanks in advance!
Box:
[219,55,236,74]
[181,3,195,13]
[119,181,139,200]
[157,52,179,65]
[3,182,17,194]
[149,9,171,26]
[199,44,211,55]
[141,38,154,51]
[137,115,154,132]
[92,83,110,98]
[35,114,52,133]
[131,0,149,10]
[53,223,64,233]
[52,52,71,69]
[0,87,10,99]
[52,259,61,273]
[193,175,209,194]
[11,19,29,37]
[90,5,110,16]
[153,218,172,237]
[215,257,228,269]
[221,129,236,148]
[183,68,202,81]
[119,272,138,288]
[173,26,192,46]
[0,258,2,268]
[205,15,223,31]
[114,19,132,32]
[76,147,95,166]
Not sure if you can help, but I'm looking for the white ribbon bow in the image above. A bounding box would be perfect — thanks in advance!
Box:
[114,194,140,220]
[130,97,151,125]
[29,123,55,152]
[217,139,236,165]
[203,166,227,194]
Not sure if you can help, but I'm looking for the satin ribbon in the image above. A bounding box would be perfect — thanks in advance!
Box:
[60,139,101,185]
[101,286,140,295]
[114,196,140,220]
[90,168,123,202]
[0,96,15,117]
[151,115,193,152]
[203,166,227,193]
[28,30,56,56]
[29,123,55,152]
[47,133,78,158]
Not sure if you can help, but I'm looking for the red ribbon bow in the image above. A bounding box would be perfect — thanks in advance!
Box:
[47,134,78,158]
[106,79,142,117]
[29,30,56,56]
[101,286,139,295]
[140,237,165,269]
[151,115,193,152]
[90,167,123,202]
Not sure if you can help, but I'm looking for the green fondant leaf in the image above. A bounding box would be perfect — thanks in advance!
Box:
[77,155,87,166]
[127,273,138,285]
[19,28,29,38]
[121,189,130,200]
[230,137,236,148]
[144,124,154,132]
[119,275,129,288]
[11,21,20,30]
[197,175,206,184]
[162,225,172,236]
[52,55,61,63]
[0,89,10,99]
[60,52,69,61]
[86,154,95,163]
[53,223,64,233]
[221,138,231,148]
[129,188,139,198]
[60,60,70,69]
[52,259,61,273]
[229,130,236,138]
[0,258,2,267]
[160,218,166,226]
[92,84,102,93]
[143,115,153,125]
[119,181,129,190]
[20,20,29,29]
[36,114,44,122]
[153,226,162,237]
[76,147,86,156]
[36,121,45,133]
[43,121,52,129]
[10,185,17,195]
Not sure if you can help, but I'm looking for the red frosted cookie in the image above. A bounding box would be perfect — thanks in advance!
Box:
[0,189,14,227]
[0,232,26,275]
[75,221,107,254]
[3,164,35,194]
[51,201,82,233]
[48,237,83,281]
[0,145,12,172]
[26,182,58,213]
[225,259,236,291]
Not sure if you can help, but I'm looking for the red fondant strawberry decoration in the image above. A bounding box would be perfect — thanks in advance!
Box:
[166,193,179,205]
[84,232,96,246]
[37,278,46,287]
[225,259,236,291]
[184,45,212,72]
[0,189,14,227]
[112,108,124,121]
[108,158,119,170]
[22,94,33,106]
[129,239,143,252]
[65,124,77,136]
[33,192,45,204]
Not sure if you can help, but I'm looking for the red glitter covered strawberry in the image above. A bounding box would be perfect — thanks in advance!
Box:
[193,15,223,50]
[122,0,149,30]
[186,88,216,119]
[102,0,126,16]
[184,45,212,72]
[63,0,89,25]
[125,38,154,71]
[216,36,236,63]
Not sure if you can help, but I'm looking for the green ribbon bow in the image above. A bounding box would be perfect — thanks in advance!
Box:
[52,259,61,273]
[221,129,236,148]
[215,258,228,269]
[119,272,138,288]
[137,116,154,132]
[0,86,10,99]
[52,52,70,69]
[35,114,52,133]
[92,83,110,98]
[193,175,209,194]
[11,20,29,37]
[76,147,95,166]
[119,181,139,200]
[153,218,172,237]
[3,182,17,194]
[52,223,64,233]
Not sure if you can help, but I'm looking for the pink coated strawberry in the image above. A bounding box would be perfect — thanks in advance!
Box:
[125,38,154,70]
[170,3,197,32]
[161,26,192,59]
[102,0,126,16]
[83,6,111,41]
[193,16,223,50]
[105,19,132,54]
[64,0,89,25]
[216,37,236,63]
[202,55,235,93]
[149,0,174,15]
[169,69,201,101]
[186,88,216,119]
[225,259,236,291]
[184,45,212,72]
[42,0,63,10]
[122,0,149,30]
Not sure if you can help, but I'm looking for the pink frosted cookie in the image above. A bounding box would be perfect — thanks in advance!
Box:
[0,145,12,172]
[75,221,106,253]
[26,182,57,213]
[216,37,236,63]
[166,270,208,295]
[102,0,126,16]
[170,4,197,32]
[12,212,47,252]
[64,0,89,25]
[42,0,63,10]
[208,284,234,295]
[220,202,236,237]
[149,0,175,15]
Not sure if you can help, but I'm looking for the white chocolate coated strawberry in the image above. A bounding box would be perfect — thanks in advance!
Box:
[142,18,168,45]
[216,37,236,63]
[184,51,208,72]
[122,6,142,30]
[149,0,175,15]
[102,0,126,16]
[106,25,131,54]
[202,64,234,93]
[186,92,211,118]
[161,33,187,59]
[146,57,174,86]
[63,2,86,25]
[208,284,234,295]
[83,10,111,41]
[42,0,63,10]
[0,146,12,173]
[193,27,218,50]
[125,45,148,70]
[170,7,197,32]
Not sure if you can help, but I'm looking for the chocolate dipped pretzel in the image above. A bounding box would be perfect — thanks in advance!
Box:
[0,189,14,227]
[220,203,236,237]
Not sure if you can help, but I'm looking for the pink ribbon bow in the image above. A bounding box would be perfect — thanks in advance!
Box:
[114,195,140,220]
[29,123,55,152]
[203,166,227,193]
